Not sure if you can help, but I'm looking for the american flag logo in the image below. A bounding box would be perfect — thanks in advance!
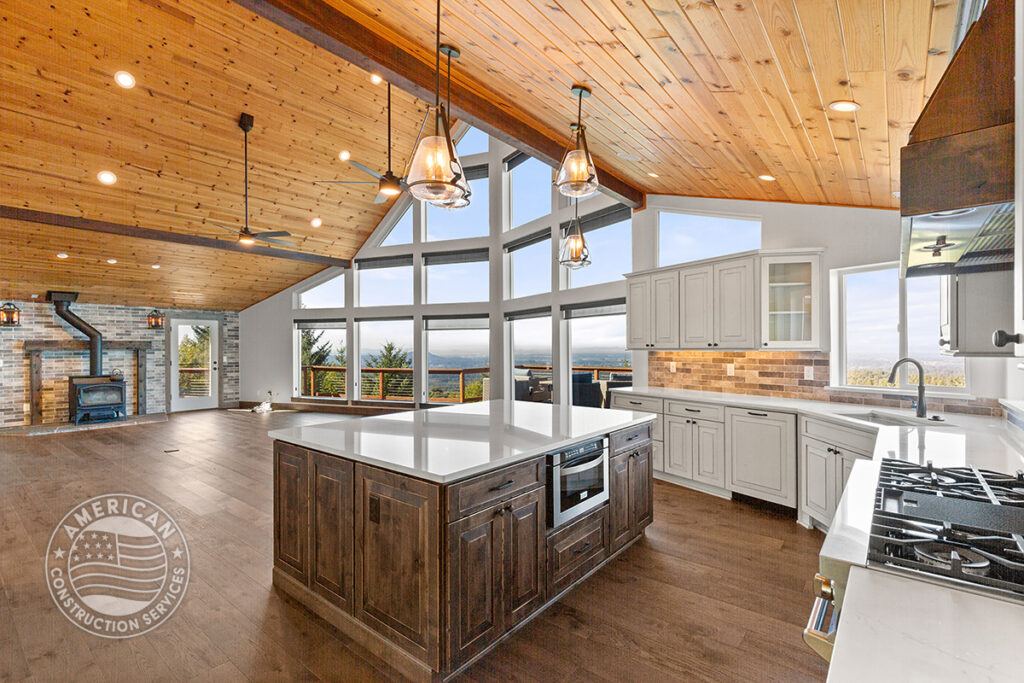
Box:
[68,531,166,605]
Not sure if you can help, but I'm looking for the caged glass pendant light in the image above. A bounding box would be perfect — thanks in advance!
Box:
[405,0,467,207]
[434,44,471,209]
[559,199,591,269]
[555,85,599,198]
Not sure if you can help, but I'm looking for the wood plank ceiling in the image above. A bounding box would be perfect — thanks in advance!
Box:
[323,0,955,208]
[0,0,428,309]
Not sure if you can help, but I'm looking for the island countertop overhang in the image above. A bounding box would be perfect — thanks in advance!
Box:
[268,399,656,484]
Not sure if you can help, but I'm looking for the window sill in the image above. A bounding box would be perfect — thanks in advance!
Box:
[826,385,975,401]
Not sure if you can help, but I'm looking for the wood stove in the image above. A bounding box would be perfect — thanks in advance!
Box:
[68,375,126,424]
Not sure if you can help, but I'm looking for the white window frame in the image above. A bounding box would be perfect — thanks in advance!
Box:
[830,261,968,395]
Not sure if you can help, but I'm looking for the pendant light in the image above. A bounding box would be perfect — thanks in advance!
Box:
[559,199,591,269]
[405,0,466,206]
[434,44,471,209]
[555,85,599,198]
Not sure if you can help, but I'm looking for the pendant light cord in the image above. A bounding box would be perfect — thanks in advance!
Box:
[243,127,248,230]
[387,82,392,171]
[434,0,441,136]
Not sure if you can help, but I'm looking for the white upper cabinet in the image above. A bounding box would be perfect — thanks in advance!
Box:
[760,252,821,350]
[714,257,756,349]
[679,265,713,348]
[626,276,651,349]
[626,270,679,349]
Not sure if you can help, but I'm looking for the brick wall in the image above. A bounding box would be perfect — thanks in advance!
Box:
[647,350,1003,417]
[0,300,239,427]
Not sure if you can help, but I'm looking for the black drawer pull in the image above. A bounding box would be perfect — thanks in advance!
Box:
[573,541,592,555]
[628,400,642,406]
[490,480,515,492]
[684,408,700,413]
[747,411,768,417]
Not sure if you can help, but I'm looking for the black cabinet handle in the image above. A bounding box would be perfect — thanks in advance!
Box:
[490,480,515,492]
[826,447,835,454]
[573,541,592,555]
[993,330,1023,347]
[707,343,712,347]
[684,408,700,413]
[713,343,719,347]
[629,401,642,406]
[747,411,768,417]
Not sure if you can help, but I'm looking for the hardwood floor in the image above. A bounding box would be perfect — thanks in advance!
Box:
[0,410,828,681]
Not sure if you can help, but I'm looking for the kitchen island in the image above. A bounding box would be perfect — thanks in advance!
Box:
[268,400,655,681]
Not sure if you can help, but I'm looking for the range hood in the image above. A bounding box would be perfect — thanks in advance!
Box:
[899,0,1015,278]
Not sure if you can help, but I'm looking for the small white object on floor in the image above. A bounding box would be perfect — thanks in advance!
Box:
[252,402,273,414]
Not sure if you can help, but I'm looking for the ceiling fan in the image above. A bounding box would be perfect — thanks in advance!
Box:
[212,113,293,246]
[315,82,407,203]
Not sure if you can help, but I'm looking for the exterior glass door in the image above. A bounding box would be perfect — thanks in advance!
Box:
[169,320,220,411]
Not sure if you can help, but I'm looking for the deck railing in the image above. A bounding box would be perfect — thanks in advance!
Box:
[178,367,211,397]
[300,365,347,398]
[516,365,633,381]
[300,365,491,403]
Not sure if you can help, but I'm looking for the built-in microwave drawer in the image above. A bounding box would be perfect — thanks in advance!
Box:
[547,505,608,598]
[610,393,664,414]
[610,423,652,454]
[665,400,724,422]
[447,457,544,521]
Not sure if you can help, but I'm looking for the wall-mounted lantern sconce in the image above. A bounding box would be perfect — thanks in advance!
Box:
[0,302,21,327]
[147,309,165,330]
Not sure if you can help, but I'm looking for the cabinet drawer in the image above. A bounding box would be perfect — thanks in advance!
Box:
[666,400,724,422]
[800,416,876,456]
[610,393,664,414]
[610,422,652,454]
[448,457,544,521]
[546,505,608,598]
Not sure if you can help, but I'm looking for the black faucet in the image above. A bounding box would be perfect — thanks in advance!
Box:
[888,358,927,418]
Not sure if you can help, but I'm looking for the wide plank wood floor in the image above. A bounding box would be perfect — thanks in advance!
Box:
[0,409,828,681]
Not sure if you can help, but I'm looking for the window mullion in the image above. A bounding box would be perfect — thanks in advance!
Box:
[898,274,909,389]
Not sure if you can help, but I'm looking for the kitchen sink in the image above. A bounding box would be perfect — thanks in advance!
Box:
[836,410,954,428]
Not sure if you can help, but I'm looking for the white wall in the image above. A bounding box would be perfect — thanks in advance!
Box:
[240,278,304,403]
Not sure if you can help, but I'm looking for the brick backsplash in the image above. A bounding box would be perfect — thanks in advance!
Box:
[648,350,1004,418]
[0,300,239,427]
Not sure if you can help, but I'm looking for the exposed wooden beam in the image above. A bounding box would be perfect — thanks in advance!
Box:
[0,207,351,268]
[231,0,645,209]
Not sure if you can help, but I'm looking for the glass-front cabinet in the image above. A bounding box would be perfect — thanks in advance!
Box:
[760,252,821,349]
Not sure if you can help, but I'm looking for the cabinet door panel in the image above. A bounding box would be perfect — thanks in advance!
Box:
[626,276,651,349]
[651,270,680,348]
[664,415,693,479]
[837,453,858,507]
[274,442,309,584]
[311,453,354,611]
[680,266,714,348]
[608,452,633,553]
[800,439,835,524]
[652,440,665,472]
[505,488,546,628]
[725,409,796,507]
[761,255,820,349]
[714,258,756,348]
[692,420,725,489]
[629,445,653,533]
[355,465,440,668]
[447,505,504,668]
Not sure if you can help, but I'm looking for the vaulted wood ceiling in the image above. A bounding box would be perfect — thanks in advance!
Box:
[1,0,427,309]
[320,0,954,207]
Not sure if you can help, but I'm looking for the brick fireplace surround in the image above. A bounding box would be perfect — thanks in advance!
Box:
[647,350,1003,418]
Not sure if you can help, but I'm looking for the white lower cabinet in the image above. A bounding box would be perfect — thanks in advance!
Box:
[800,437,837,523]
[664,415,693,479]
[664,414,725,488]
[725,408,797,507]
[652,440,665,472]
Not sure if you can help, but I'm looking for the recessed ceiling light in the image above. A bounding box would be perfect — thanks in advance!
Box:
[310,217,323,228]
[30,294,39,299]
[647,172,660,178]
[758,174,777,182]
[106,258,118,264]
[892,191,901,198]
[113,71,136,89]
[338,150,351,162]
[151,264,161,269]
[828,100,861,112]
[97,170,118,185]
[57,252,69,259]
[370,74,383,85]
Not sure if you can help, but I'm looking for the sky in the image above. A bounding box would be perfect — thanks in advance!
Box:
[659,213,760,266]
[298,274,344,308]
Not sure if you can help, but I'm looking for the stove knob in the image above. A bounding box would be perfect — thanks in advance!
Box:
[813,574,834,601]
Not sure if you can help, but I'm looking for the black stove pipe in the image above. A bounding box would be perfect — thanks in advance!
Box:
[46,291,102,376]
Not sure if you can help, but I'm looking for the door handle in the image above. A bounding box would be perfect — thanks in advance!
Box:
[993,330,1023,347]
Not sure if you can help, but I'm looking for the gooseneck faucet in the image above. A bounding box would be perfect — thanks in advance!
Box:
[888,358,927,418]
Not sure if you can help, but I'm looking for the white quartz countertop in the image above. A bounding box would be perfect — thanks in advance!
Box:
[268,400,654,483]
[828,565,1024,682]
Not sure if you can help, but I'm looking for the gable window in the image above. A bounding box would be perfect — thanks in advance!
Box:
[298,272,345,309]
[505,230,551,299]
[358,318,414,401]
[357,255,414,307]
[563,301,631,408]
[296,320,346,398]
[424,316,489,403]
[380,205,414,247]
[563,205,632,289]
[507,153,552,229]
[425,166,489,241]
[658,211,760,266]
[834,264,966,390]
[456,126,489,156]
[424,248,489,304]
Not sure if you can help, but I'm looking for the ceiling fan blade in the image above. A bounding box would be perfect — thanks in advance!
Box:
[256,230,291,238]
[349,160,383,180]
[212,222,243,235]
[252,235,292,246]
[313,180,377,185]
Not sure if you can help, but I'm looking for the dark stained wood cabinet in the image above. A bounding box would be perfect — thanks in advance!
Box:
[354,464,440,670]
[546,505,608,597]
[504,488,545,628]
[609,443,653,554]
[273,442,309,584]
[310,452,354,611]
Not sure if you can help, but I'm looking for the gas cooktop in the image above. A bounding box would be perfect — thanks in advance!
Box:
[868,459,1024,602]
